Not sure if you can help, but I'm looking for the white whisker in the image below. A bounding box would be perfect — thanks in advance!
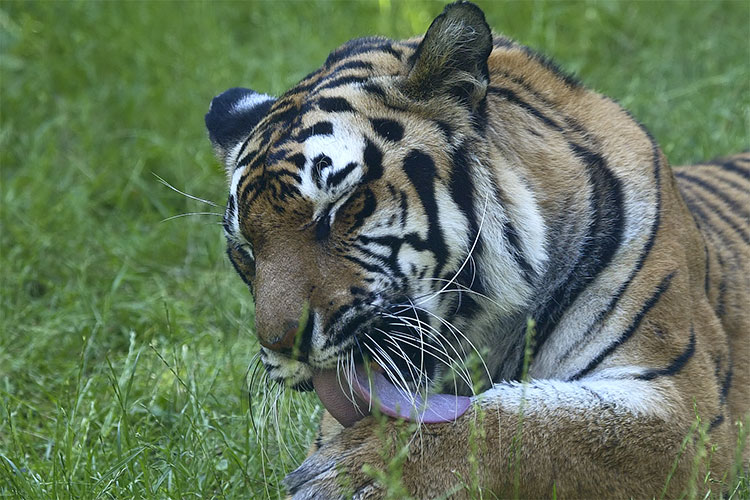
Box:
[415,192,490,308]
[384,330,473,388]
[410,304,491,391]
[153,172,222,207]
[384,317,474,391]
[160,211,224,222]
[364,334,418,409]
[374,328,429,393]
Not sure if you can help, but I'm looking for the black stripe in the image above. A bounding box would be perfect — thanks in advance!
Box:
[370,118,404,142]
[710,171,750,194]
[356,234,406,278]
[295,312,315,363]
[435,120,452,140]
[487,183,536,287]
[342,253,390,275]
[449,145,487,300]
[265,103,301,128]
[224,194,236,235]
[235,146,258,169]
[680,186,739,301]
[230,138,255,170]
[265,168,302,185]
[675,171,749,219]
[238,178,259,209]
[226,246,254,293]
[718,159,750,179]
[353,240,402,280]
[331,311,373,347]
[237,147,264,169]
[329,60,373,72]
[287,152,307,171]
[504,221,535,283]
[318,97,355,113]
[681,189,716,232]
[570,271,676,381]
[296,121,334,142]
[349,188,377,233]
[716,260,727,316]
[449,146,480,252]
[720,362,733,405]
[266,148,290,165]
[361,139,383,183]
[636,327,696,380]
[533,144,626,358]
[680,183,750,244]
[326,162,358,188]
[488,86,562,131]
[316,75,370,92]
[399,190,408,228]
[708,414,725,432]
[324,303,353,335]
[402,150,449,276]
[362,82,385,98]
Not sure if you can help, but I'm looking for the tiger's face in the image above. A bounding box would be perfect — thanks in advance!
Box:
[206,7,542,398]
[219,82,477,391]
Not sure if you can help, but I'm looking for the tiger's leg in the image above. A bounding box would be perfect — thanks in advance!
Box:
[285,375,737,499]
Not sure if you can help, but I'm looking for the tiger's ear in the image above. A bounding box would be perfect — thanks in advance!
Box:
[403,1,492,107]
[205,87,276,170]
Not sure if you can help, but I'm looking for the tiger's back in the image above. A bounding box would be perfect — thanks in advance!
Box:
[675,154,750,429]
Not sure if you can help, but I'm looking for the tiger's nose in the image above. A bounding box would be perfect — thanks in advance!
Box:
[259,321,299,352]
[258,302,310,353]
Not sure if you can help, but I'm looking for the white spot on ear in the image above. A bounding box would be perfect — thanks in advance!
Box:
[232,93,274,115]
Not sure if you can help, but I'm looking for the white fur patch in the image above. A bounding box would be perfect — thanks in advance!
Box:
[299,118,366,217]
[231,93,274,115]
[227,166,247,240]
[477,377,672,419]
[472,153,548,274]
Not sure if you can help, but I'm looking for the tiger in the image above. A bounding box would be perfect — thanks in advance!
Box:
[204,1,749,498]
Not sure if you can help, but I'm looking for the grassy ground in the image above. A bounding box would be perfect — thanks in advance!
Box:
[1,0,748,498]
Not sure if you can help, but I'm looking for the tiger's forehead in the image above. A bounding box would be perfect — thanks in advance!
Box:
[228,86,402,210]
[297,115,367,212]
[229,102,374,206]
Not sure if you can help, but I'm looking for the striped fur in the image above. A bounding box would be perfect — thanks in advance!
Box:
[205,2,749,497]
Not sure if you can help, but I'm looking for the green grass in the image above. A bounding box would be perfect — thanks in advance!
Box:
[1,0,748,498]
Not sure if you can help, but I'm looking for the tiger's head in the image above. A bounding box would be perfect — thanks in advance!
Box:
[205,3,546,405]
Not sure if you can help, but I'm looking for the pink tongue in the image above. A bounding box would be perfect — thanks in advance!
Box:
[312,364,471,428]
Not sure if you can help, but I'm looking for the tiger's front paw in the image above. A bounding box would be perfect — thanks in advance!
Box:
[284,417,389,499]
[284,407,484,500]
